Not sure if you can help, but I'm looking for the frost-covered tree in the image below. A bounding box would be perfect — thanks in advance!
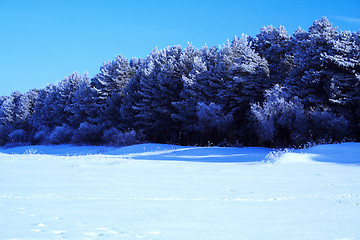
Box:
[0,91,22,127]
[16,89,39,131]
[0,95,16,127]
[0,96,7,106]
[30,85,54,132]
[119,57,143,130]
[172,53,209,144]
[30,73,86,133]
[179,43,201,76]
[194,45,221,103]
[134,46,184,142]
[91,55,136,128]
[66,73,97,128]
[50,72,86,127]
[252,25,293,83]
[324,30,360,138]
[0,92,22,144]
[91,55,135,98]
[216,35,270,140]
[287,17,339,107]
[251,85,308,147]
[195,102,233,145]
[322,31,360,107]
[285,18,360,140]
[120,69,143,131]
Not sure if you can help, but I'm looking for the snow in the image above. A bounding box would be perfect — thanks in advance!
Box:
[1,143,360,239]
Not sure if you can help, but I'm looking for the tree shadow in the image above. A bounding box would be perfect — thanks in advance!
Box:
[1,143,359,165]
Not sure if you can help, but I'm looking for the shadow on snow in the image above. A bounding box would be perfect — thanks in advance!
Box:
[0,142,359,165]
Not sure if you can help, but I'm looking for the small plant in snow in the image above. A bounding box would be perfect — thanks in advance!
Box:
[24,148,38,155]
[263,148,291,164]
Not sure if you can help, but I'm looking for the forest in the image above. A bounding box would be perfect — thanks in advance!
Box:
[0,17,359,148]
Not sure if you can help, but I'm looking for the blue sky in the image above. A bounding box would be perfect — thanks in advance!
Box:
[1,0,359,96]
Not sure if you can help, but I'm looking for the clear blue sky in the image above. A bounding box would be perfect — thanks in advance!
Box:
[1,0,359,96]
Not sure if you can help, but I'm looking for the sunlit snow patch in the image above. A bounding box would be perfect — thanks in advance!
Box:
[263,149,320,165]
[277,152,320,164]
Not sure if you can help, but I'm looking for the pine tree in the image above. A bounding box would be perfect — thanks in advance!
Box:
[0,96,7,107]
[53,72,85,128]
[17,89,39,131]
[67,73,97,128]
[287,17,339,107]
[216,35,270,141]
[252,25,293,83]
[91,55,136,128]
[195,102,232,145]
[0,94,17,127]
[323,31,360,105]
[30,85,53,131]
[120,70,142,131]
[134,46,183,142]
[172,52,209,144]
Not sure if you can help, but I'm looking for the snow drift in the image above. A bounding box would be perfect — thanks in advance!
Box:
[1,143,359,239]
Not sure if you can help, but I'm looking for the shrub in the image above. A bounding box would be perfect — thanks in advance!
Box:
[71,122,102,145]
[251,85,308,147]
[102,128,143,146]
[309,109,349,143]
[33,128,51,145]
[49,124,73,144]
[8,129,28,144]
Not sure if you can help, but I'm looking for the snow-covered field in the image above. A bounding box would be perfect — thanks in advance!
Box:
[1,143,360,240]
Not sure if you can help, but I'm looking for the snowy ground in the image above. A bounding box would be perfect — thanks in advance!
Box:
[1,143,360,240]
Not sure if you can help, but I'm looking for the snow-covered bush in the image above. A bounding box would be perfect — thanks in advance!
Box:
[49,124,73,144]
[32,128,50,144]
[71,122,102,145]
[8,129,28,144]
[251,85,308,147]
[102,128,143,146]
[309,108,349,143]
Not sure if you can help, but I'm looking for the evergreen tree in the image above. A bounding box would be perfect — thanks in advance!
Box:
[0,96,7,107]
[91,55,136,128]
[17,89,39,132]
[172,53,209,144]
[287,17,339,107]
[252,25,293,83]
[0,94,17,127]
[323,31,360,105]
[120,69,143,131]
[217,35,270,142]
[67,73,97,128]
[30,85,53,132]
[134,46,183,142]
[53,72,85,128]
[323,30,360,138]
[195,102,233,145]
[0,92,22,128]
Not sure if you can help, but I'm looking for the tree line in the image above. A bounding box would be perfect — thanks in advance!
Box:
[1,17,359,148]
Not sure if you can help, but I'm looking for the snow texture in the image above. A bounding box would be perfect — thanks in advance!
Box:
[1,143,360,239]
